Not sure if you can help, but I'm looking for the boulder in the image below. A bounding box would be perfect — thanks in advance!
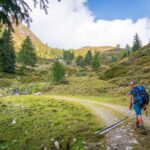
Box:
[12,118,16,125]
[34,92,42,96]
[54,141,59,149]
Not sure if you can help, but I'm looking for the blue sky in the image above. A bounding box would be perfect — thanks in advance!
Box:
[87,0,150,21]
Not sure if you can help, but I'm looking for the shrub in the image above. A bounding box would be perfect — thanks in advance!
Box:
[100,65,128,79]
[51,61,66,83]
[76,71,87,77]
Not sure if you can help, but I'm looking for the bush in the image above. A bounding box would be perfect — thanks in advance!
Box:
[31,83,43,93]
[51,61,66,83]
[100,65,128,79]
[76,71,87,77]
[76,55,86,67]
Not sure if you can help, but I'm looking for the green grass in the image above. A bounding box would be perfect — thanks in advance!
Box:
[0,95,103,150]
[42,76,117,96]
[78,95,128,106]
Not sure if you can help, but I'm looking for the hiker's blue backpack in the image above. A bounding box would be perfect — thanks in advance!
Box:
[134,86,149,107]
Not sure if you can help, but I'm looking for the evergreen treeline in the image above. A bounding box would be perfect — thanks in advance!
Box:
[0,29,37,73]
[75,50,101,70]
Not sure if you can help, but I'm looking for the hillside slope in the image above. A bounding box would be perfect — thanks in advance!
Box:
[12,24,62,58]
[100,44,150,89]
[74,46,121,56]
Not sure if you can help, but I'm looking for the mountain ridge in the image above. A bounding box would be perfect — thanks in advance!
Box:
[12,24,62,58]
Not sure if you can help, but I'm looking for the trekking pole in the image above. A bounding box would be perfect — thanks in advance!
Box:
[94,114,136,135]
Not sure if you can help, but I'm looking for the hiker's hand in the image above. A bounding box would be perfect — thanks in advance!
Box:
[129,104,132,110]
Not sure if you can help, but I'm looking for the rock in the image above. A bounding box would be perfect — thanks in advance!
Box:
[16,76,20,80]
[106,146,111,150]
[34,92,42,96]
[116,135,121,139]
[129,139,139,144]
[15,93,20,96]
[126,146,133,150]
[82,141,86,144]
[112,143,118,150]
[72,138,76,143]
[51,138,54,142]
[12,88,20,95]
[25,131,28,135]
[12,140,17,143]
[54,141,59,149]
[12,118,16,125]
[129,133,133,136]
[0,94,3,97]
[44,147,47,150]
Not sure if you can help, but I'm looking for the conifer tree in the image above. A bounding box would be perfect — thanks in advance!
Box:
[0,29,16,73]
[125,44,130,51]
[92,51,101,71]
[125,44,131,56]
[63,50,74,63]
[18,36,37,68]
[85,50,92,65]
[76,55,86,67]
[132,33,142,51]
[111,55,117,63]
[51,61,66,83]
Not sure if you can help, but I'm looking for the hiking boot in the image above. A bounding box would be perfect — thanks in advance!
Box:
[135,121,140,128]
[140,126,147,135]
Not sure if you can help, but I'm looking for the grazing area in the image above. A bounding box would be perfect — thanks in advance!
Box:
[0,96,102,150]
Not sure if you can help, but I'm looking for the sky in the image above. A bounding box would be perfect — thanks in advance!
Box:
[29,0,150,49]
[87,0,150,21]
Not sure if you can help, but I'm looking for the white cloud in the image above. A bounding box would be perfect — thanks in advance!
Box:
[29,0,150,49]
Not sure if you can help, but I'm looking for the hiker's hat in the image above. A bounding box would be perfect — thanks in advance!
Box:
[130,80,136,85]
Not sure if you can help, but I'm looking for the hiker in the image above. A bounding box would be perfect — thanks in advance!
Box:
[129,80,149,134]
